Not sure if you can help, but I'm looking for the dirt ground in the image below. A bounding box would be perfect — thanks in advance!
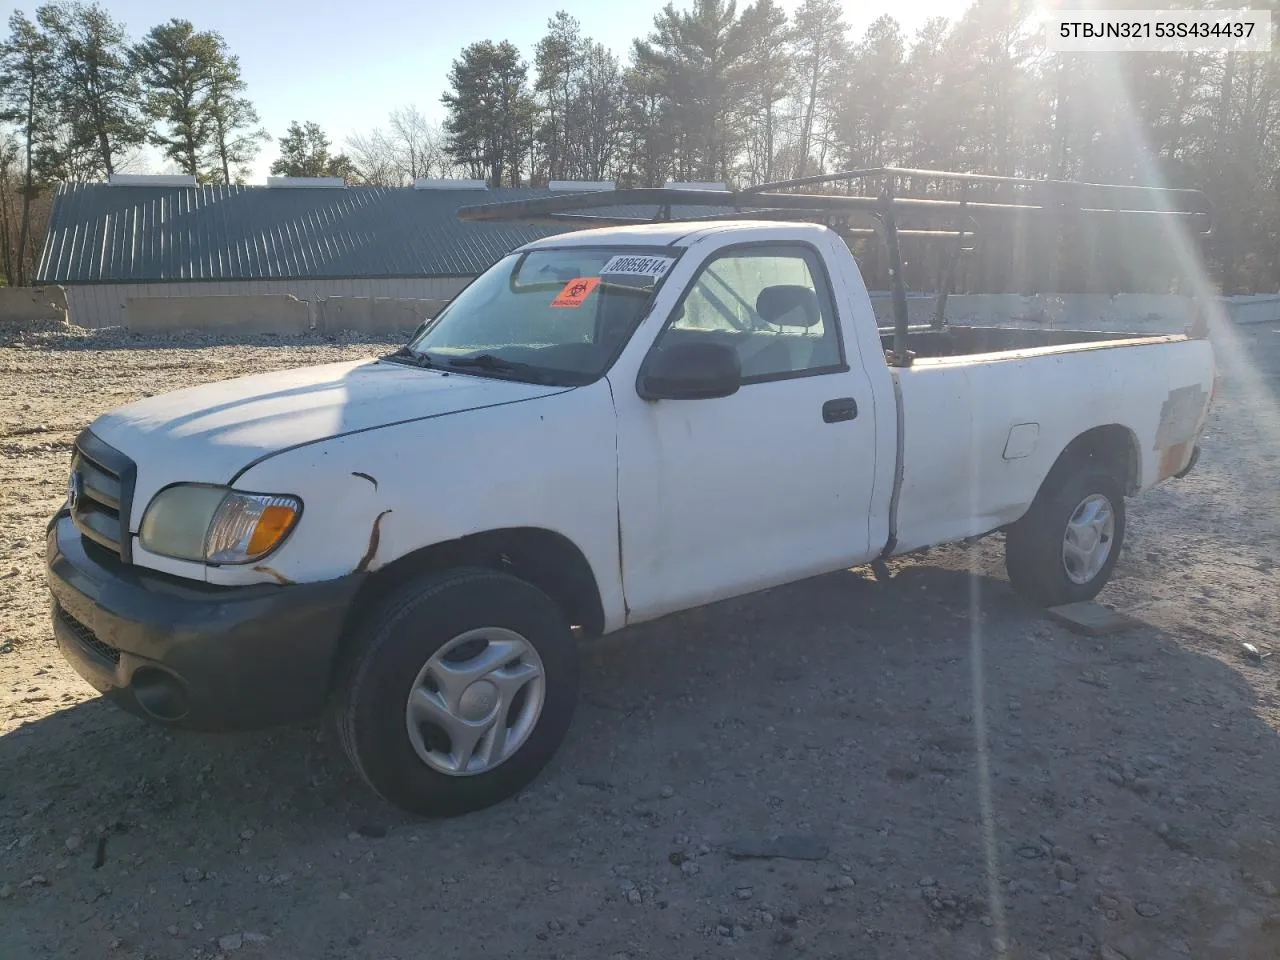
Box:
[1,318,1278,960]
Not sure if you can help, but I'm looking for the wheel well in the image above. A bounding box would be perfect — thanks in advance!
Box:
[343,526,606,641]
[1048,424,1140,495]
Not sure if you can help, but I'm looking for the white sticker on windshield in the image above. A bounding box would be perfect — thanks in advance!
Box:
[601,255,676,279]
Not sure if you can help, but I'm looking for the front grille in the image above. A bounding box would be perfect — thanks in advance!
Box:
[69,430,136,563]
[57,606,121,665]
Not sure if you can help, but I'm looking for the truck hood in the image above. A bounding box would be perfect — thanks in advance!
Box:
[88,358,566,523]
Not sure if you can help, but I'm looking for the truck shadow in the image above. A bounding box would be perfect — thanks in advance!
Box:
[2,560,1277,959]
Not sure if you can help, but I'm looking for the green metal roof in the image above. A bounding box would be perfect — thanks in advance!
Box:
[36,183,586,284]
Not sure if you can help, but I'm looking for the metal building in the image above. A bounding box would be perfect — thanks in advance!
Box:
[35,174,589,329]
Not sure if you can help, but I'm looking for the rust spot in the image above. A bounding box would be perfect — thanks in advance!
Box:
[253,564,293,585]
[1157,441,1190,481]
[351,471,378,490]
[355,509,393,573]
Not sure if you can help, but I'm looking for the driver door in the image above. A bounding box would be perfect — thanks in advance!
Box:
[612,242,878,624]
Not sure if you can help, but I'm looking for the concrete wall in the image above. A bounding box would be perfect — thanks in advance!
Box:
[1223,294,1280,325]
[313,296,448,334]
[124,288,1208,338]
[867,292,1201,335]
[0,285,68,326]
[312,296,372,334]
[122,293,450,335]
[866,292,1278,333]
[125,295,312,335]
[66,277,472,329]
[75,278,1279,337]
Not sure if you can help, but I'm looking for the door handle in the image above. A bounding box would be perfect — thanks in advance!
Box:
[822,397,858,423]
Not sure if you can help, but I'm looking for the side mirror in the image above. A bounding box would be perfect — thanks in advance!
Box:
[638,340,741,400]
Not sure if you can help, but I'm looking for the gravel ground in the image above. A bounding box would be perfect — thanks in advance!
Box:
[1,319,1278,960]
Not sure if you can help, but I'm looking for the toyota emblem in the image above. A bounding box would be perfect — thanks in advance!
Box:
[67,470,83,508]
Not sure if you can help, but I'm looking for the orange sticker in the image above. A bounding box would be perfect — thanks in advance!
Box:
[551,277,600,308]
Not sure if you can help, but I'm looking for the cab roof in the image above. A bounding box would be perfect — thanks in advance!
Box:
[517,219,834,251]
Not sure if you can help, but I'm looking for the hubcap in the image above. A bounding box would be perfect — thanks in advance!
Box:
[1062,493,1116,585]
[458,680,499,721]
[405,627,546,777]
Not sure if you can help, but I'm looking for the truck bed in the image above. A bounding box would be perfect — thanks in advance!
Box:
[885,329,1213,556]
[878,325,1148,359]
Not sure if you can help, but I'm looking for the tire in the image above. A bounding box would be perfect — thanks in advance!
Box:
[1004,459,1127,607]
[335,567,579,817]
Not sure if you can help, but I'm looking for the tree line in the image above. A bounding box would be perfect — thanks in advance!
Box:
[409,1,1279,293]
[198,0,1280,293]
[2,0,1278,292]
[0,4,275,283]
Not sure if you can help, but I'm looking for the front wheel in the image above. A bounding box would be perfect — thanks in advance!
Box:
[335,567,579,817]
[1004,461,1127,607]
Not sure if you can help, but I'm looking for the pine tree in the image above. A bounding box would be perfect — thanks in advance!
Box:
[896,17,952,169]
[271,121,353,178]
[633,0,747,182]
[568,41,624,181]
[790,0,847,177]
[131,19,220,178]
[534,12,583,181]
[38,1,146,180]
[441,40,536,186]
[833,15,905,168]
[730,0,791,182]
[618,59,671,187]
[532,12,624,183]
[0,11,59,284]
[204,42,267,184]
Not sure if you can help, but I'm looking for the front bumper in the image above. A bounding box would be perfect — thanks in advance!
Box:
[46,512,364,731]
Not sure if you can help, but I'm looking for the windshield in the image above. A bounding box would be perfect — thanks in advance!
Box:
[406,246,680,385]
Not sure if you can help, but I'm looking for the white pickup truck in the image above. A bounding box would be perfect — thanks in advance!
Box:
[47,170,1215,817]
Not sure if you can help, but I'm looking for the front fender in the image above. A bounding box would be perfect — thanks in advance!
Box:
[211,383,628,631]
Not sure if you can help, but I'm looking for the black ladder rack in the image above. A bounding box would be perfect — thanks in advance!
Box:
[457,167,1213,368]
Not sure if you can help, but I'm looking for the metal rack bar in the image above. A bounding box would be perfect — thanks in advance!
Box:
[456,169,1212,367]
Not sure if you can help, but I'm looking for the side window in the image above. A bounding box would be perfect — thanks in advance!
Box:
[656,245,843,381]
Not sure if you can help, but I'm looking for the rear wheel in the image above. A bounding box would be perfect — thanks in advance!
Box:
[1004,460,1126,607]
[336,567,579,817]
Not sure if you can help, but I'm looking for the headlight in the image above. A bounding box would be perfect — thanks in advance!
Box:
[139,484,301,564]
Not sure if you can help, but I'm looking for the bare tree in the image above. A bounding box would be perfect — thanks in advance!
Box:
[346,106,453,185]
[346,127,399,185]
[388,106,448,179]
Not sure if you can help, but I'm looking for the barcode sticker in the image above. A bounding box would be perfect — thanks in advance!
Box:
[600,255,676,279]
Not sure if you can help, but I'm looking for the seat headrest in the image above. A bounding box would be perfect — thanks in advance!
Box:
[756,285,821,328]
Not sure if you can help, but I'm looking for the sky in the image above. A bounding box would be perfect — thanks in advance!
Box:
[4,0,967,182]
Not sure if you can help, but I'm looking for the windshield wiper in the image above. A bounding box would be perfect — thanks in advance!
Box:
[445,353,554,382]
[381,345,436,368]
